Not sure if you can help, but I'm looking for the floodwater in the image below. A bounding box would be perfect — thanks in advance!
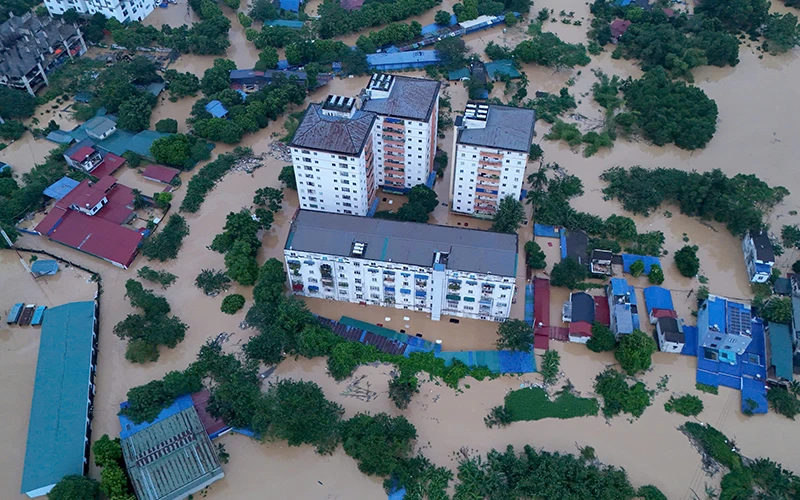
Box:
[2,0,800,498]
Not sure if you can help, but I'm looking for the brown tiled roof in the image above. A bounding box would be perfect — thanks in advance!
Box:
[290,103,376,155]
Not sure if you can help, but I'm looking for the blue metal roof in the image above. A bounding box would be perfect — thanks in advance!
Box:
[118,393,195,438]
[46,130,75,144]
[754,262,772,275]
[43,176,80,200]
[768,323,793,380]
[7,302,23,323]
[367,50,441,69]
[266,19,304,28]
[204,100,228,118]
[610,278,629,297]
[643,286,673,314]
[31,259,59,276]
[622,254,661,274]
[741,377,768,414]
[279,0,300,11]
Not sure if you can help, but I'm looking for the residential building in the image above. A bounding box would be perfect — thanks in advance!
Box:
[229,68,332,93]
[742,230,774,283]
[84,116,117,141]
[361,74,441,192]
[0,13,86,96]
[656,316,685,353]
[366,50,441,71]
[590,249,613,275]
[450,102,535,217]
[561,291,595,344]
[63,139,126,177]
[643,286,675,324]
[35,176,144,268]
[610,19,631,42]
[565,230,589,266]
[608,277,636,337]
[289,96,378,216]
[21,301,98,498]
[284,210,518,321]
[44,0,155,23]
[697,294,753,364]
[766,322,793,383]
[119,395,225,500]
[142,164,180,185]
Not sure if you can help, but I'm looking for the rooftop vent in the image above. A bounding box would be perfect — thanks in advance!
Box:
[321,94,357,118]
[368,73,395,92]
[351,240,367,257]
[464,101,490,121]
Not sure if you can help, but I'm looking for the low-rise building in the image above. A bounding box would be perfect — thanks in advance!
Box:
[44,0,155,23]
[21,301,98,498]
[0,14,86,96]
[84,116,117,141]
[449,102,535,217]
[361,74,441,192]
[565,230,589,267]
[643,286,675,324]
[229,68,332,92]
[290,96,378,216]
[766,322,793,383]
[656,316,685,353]
[608,277,635,337]
[590,249,613,275]
[698,294,753,364]
[284,210,518,321]
[742,230,774,283]
[63,139,126,177]
[562,291,596,344]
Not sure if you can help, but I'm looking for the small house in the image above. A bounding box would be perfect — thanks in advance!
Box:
[204,100,229,119]
[742,230,774,283]
[610,19,631,43]
[141,164,180,185]
[766,322,793,383]
[643,286,674,324]
[590,249,613,275]
[608,277,635,337]
[63,140,103,172]
[565,230,589,267]
[656,316,685,353]
[562,291,595,344]
[84,116,117,141]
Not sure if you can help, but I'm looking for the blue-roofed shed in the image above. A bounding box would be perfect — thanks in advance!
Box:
[367,50,441,70]
[485,60,521,80]
[767,322,793,381]
[266,19,304,28]
[610,277,629,297]
[119,394,195,438]
[46,130,75,144]
[0,161,10,173]
[279,0,301,11]
[622,254,661,274]
[43,176,80,200]
[205,100,228,118]
[21,301,97,497]
[741,377,768,414]
[31,259,59,277]
[277,59,290,69]
[643,286,674,314]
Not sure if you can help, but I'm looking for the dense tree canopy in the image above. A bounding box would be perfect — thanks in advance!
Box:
[496,319,534,352]
[492,196,525,234]
[341,413,417,476]
[615,329,657,375]
[550,257,588,289]
[315,0,440,39]
[0,86,36,119]
[674,245,700,278]
[48,475,100,500]
[514,24,591,69]
[587,322,617,352]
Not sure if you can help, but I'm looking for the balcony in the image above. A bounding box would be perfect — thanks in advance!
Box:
[384,126,404,135]
[384,145,405,155]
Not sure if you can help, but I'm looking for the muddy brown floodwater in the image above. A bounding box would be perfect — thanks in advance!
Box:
[2,1,800,498]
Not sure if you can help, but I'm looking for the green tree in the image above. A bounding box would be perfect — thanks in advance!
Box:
[528,143,544,161]
[253,186,284,211]
[155,118,178,134]
[664,394,704,416]
[279,165,297,190]
[149,134,199,169]
[164,69,201,98]
[549,257,587,289]
[766,387,800,419]
[648,264,664,285]
[764,13,800,54]
[637,485,667,500]
[435,9,451,25]
[615,329,656,375]
[92,435,123,467]
[140,214,190,262]
[341,413,417,476]
[513,29,590,69]
[762,297,793,324]
[407,184,438,212]
[224,239,259,286]
[492,196,525,234]
[0,120,26,140]
[540,349,560,385]
[195,269,231,296]
[253,258,286,305]
[388,374,420,410]
[249,0,278,21]
[48,475,100,500]
[695,0,770,33]
[629,259,645,278]
[117,94,155,132]
[594,368,653,418]
[435,36,468,69]
[587,322,617,352]
[221,294,246,314]
[496,319,534,352]
[201,58,237,96]
[674,245,700,278]
[254,47,280,71]
[524,241,546,269]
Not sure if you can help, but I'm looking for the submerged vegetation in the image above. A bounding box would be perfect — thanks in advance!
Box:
[498,384,599,422]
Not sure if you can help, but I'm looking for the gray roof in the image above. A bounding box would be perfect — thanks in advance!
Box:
[0,15,82,78]
[570,292,595,323]
[361,75,441,122]
[286,210,518,276]
[290,103,376,155]
[122,406,224,500]
[792,296,800,333]
[84,116,116,138]
[21,301,95,495]
[658,316,684,343]
[613,303,634,335]
[457,104,536,152]
[751,230,775,263]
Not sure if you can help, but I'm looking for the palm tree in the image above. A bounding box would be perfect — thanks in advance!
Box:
[526,162,549,192]
[131,189,146,209]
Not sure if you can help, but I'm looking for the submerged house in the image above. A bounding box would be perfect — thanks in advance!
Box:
[742,230,774,283]
[562,291,596,344]
[590,249,613,275]
[608,277,636,337]
[656,316,685,353]
[62,139,126,177]
[697,294,753,364]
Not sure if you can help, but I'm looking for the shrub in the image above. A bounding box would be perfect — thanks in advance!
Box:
[221,294,246,314]
[766,387,800,419]
[637,485,667,500]
[664,394,704,416]
[629,259,645,277]
[137,266,177,288]
[503,385,599,421]
[648,264,664,284]
[696,382,718,395]
[594,368,653,418]
[155,118,178,133]
[140,214,189,262]
[195,269,231,296]
[484,405,514,428]
[680,422,742,470]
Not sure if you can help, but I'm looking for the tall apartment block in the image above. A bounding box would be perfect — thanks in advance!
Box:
[289,95,378,216]
[450,103,536,217]
[0,13,86,96]
[284,210,518,322]
[361,74,441,192]
[44,0,155,23]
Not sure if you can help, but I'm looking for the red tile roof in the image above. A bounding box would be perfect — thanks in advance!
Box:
[69,146,96,161]
[90,153,126,178]
[141,164,180,184]
[652,308,677,319]
[45,209,143,268]
[569,321,593,337]
[93,175,117,192]
[610,19,632,38]
[594,296,610,326]
[190,390,228,438]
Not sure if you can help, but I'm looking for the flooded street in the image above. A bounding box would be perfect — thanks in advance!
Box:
[2,0,800,498]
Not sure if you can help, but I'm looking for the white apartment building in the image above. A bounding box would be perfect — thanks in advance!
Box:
[450,103,536,218]
[284,210,518,322]
[361,74,441,192]
[44,0,155,22]
[289,96,378,216]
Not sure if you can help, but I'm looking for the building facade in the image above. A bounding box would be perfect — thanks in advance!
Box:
[0,14,86,96]
[698,294,753,363]
[450,103,535,217]
[656,316,685,353]
[44,0,155,23]
[360,74,441,192]
[284,210,518,321]
[742,230,774,283]
[289,96,378,216]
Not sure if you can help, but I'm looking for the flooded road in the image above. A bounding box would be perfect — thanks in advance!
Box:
[2,0,800,498]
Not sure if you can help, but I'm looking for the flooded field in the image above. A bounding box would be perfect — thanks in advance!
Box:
[2,0,800,498]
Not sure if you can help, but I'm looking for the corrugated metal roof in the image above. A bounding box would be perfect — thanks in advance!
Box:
[643,286,674,313]
[457,104,536,153]
[361,75,441,122]
[122,404,224,500]
[21,301,95,495]
[610,278,629,297]
[286,210,518,276]
[622,254,661,274]
[43,176,80,200]
[290,103,376,155]
[204,100,228,118]
[613,303,633,334]
[767,322,793,380]
[366,50,441,68]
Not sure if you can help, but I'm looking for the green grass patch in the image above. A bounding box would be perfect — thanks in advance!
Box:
[505,386,599,421]
[680,422,742,470]
[696,382,719,395]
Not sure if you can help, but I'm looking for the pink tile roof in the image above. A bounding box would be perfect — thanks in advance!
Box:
[46,210,143,268]
[141,164,180,184]
[69,145,96,161]
[652,308,678,319]
[90,153,126,177]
